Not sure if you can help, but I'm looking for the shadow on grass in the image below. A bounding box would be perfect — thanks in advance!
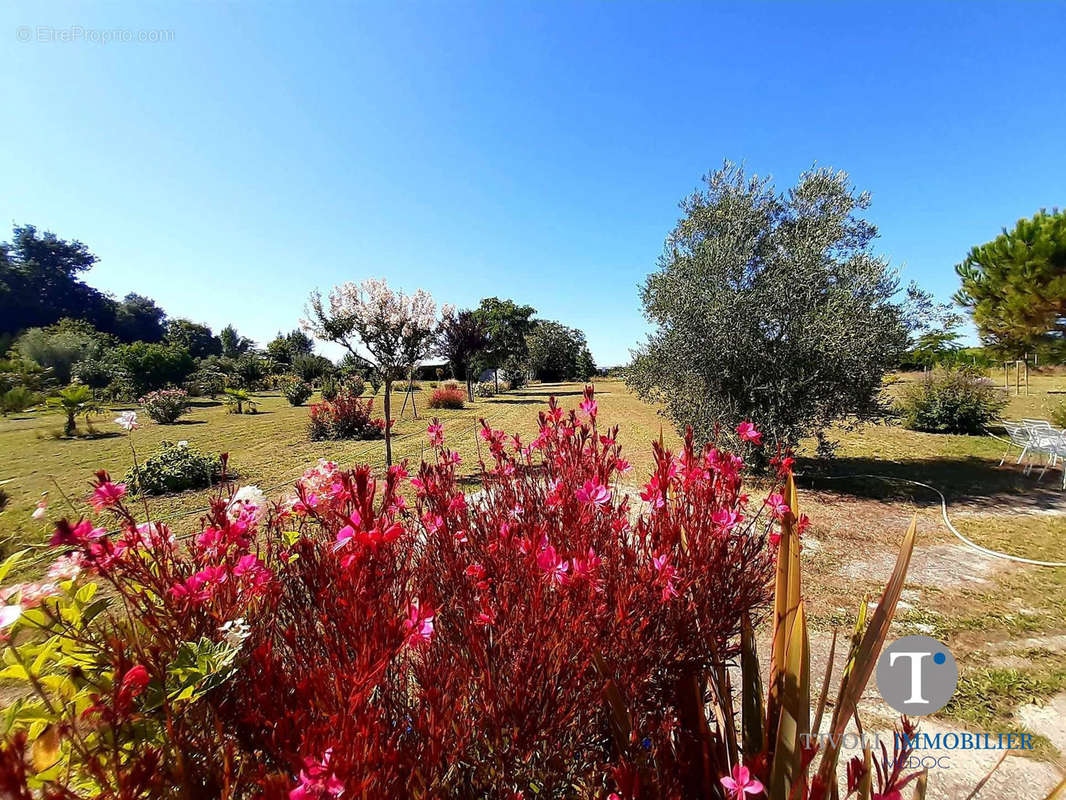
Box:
[797,454,1066,511]
[167,419,207,425]
[508,389,589,398]
[486,398,545,405]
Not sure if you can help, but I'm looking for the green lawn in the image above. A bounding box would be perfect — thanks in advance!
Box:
[0,380,680,559]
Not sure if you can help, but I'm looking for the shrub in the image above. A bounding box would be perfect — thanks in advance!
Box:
[344,374,366,396]
[1053,401,1066,429]
[427,387,465,409]
[443,380,460,391]
[320,376,339,401]
[124,439,225,495]
[139,388,190,423]
[186,365,226,398]
[15,320,106,385]
[109,341,196,396]
[290,353,334,384]
[0,390,924,799]
[0,386,39,415]
[473,381,495,398]
[281,377,313,406]
[308,393,386,440]
[896,367,1008,434]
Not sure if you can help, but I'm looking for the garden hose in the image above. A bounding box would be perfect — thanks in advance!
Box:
[805,473,1066,569]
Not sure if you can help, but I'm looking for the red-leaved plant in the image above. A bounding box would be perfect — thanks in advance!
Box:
[308,392,387,440]
[0,388,934,799]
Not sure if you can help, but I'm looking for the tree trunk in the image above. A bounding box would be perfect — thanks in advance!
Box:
[494,368,499,394]
[384,379,393,466]
[65,411,76,438]
[466,376,474,403]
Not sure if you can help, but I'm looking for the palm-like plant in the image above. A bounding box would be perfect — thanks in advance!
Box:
[47,383,104,437]
[222,387,258,415]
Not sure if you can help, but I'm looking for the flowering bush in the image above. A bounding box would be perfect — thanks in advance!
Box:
[0,389,925,799]
[124,440,226,495]
[426,386,465,409]
[473,380,495,398]
[308,393,387,440]
[281,377,314,406]
[139,388,190,423]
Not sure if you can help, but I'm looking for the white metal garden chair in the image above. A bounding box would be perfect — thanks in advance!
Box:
[998,421,1034,470]
[1034,427,1066,490]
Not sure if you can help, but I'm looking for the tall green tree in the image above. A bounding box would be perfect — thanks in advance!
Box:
[219,324,254,359]
[955,209,1066,357]
[525,320,593,382]
[112,293,167,343]
[473,297,535,390]
[0,224,114,335]
[266,329,315,365]
[627,162,908,462]
[166,319,222,359]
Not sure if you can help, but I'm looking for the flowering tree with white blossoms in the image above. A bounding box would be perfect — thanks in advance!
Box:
[302,278,438,465]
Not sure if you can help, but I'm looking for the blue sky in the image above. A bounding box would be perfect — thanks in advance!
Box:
[2,1,1064,366]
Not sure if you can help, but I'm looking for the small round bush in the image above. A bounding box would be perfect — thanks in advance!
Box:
[139,389,190,424]
[124,440,225,495]
[427,387,466,409]
[896,367,1008,434]
[282,377,313,406]
[473,382,495,398]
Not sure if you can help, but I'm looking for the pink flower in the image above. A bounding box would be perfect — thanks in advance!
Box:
[170,565,228,605]
[427,420,444,446]
[290,748,344,800]
[721,763,763,798]
[90,482,126,512]
[31,496,47,521]
[333,511,363,550]
[536,545,570,585]
[49,519,105,548]
[233,554,272,595]
[652,553,679,601]
[575,480,610,507]
[736,421,762,445]
[712,508,741,532]
[765,493,790,520]
[614,458,632,474]
[579,397,598,418]
[403,601,435,648]
[570,547,601,581]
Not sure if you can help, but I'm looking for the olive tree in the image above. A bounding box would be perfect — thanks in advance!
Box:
[627,163,908,463]
[302,278,437,465]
